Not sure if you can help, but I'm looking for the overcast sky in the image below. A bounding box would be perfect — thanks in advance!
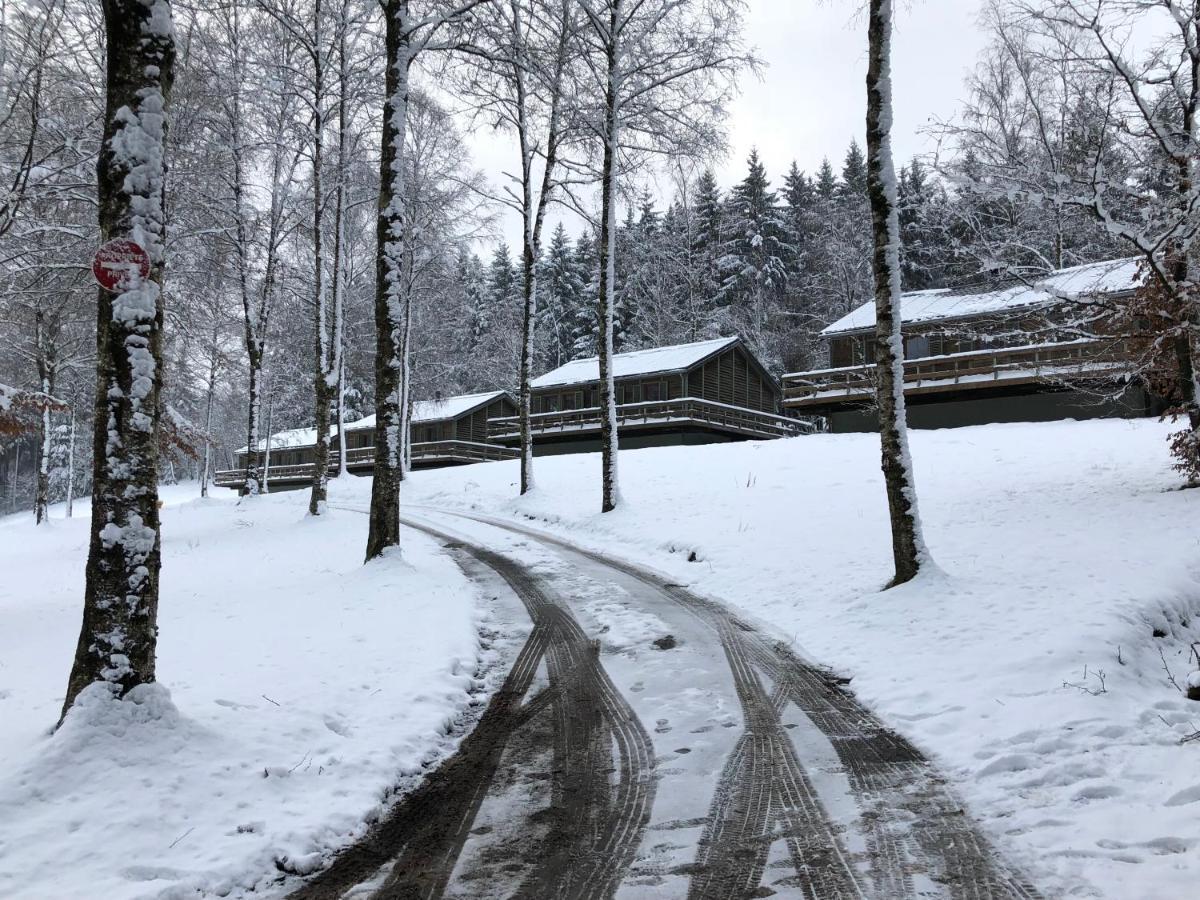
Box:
[463,1,991,251]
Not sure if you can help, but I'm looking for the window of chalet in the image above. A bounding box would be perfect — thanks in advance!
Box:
[904,334,931,359]
[621,383,642,404]
[644,380,663,402]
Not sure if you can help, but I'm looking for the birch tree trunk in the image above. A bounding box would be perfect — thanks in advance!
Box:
[227,1,268,500]
[63,0,174,718]
[200,334,218,498]
[332,6,349,479]
[65,406,75,518]
[366,0,410,560]
[519,223,537,494]
[33,307,56,524]
[34,361,54,524]
[596,0,622,513]
[308,0,333,516]
[262,390,274,493]
[866,0,929,587]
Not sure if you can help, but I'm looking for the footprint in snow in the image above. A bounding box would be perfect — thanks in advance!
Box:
[1164,784,1200,807]
[976,754,1033,777]
[1072,783,1121,802]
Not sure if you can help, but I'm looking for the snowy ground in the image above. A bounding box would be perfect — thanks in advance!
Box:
[400,418,1200,900]
[0,483,515,900]
[2,418,1196,900]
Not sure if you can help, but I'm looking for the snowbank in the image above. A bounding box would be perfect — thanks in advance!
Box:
[0,482,502,899]
[405,418,1200,900]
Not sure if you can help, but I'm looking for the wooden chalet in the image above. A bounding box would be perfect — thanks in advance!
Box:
[489,336,810,455]
[781,258,1160,432]
[214,391,517,491]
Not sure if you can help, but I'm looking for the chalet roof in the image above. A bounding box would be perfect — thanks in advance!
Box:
[531,336,741,389]
[820,257,1141,337]
[239,425,318,454]
[237,391,511,453]
[347,391,511,432]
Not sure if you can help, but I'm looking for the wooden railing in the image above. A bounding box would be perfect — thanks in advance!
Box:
[489,397,811,442]
[411,440,519,463]
[782,340,1130,408]
[213,440,517,488]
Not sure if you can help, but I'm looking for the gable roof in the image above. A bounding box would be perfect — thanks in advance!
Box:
[239,425,318,454]
[238,391,512,453]
[820,257,1141,337]
[347,390,511,432]
[531,336,741,389]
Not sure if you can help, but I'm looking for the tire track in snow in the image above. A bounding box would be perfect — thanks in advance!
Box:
[418,506,1043,900]
[287,506,655,900]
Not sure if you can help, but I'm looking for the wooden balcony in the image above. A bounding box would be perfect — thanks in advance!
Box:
[489,397,812,444]
[783,340,1131,412]
[212,440,517,489]
[410,440,519,465]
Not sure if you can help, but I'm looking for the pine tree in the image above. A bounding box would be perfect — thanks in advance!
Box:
[718,150,795,362]
[693,169,724,309]
[898,158,954,290]
[840,139,868,197]
[782,161,814,275]
[535,224,587,370]
[487,242,518,308]
[458,250,488,346]
[571,231,599,358]
[814,157,838,201]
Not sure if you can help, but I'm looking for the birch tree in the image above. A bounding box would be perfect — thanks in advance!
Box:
[62,0,175,717]
[366,0,489,562]
[574,0,750,513]
[458,0,580,495]
[191,1,304,497]
[867,0,931,586]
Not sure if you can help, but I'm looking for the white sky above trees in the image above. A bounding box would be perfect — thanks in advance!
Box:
[462,0,989,251]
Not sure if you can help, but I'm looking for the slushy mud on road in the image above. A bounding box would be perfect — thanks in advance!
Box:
[291,506,1039,900]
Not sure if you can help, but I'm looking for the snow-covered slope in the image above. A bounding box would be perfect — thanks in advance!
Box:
[404,418,1200,900]
[0,484,515,899]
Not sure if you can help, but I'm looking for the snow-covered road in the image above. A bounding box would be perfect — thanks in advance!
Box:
[292,504,1038,899]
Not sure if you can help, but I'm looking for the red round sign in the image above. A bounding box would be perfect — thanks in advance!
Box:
[92,239,151,291]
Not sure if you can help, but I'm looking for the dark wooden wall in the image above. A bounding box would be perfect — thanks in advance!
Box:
[530,344,780,415]
[684,344,778,413]
[531,374,688,413]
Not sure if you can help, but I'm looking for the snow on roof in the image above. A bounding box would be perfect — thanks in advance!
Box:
[821,257,1142,336]
[237,392,510,454]
[531,337,740,389]
[347,391,509,432]
[238,425,318,454]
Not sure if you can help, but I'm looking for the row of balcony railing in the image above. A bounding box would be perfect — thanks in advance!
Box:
[489,397,812,441]
[782,340,1131,408]
[213,440,519,487]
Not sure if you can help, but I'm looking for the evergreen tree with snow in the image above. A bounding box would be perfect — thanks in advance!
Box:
[840,139,868,198]
[898,158,956,290]
[692,169,724,310]
[718,150,795,362]
[486,243,519,309]
[535,223,588,370]
[814,157,838,201]
[571,231,600,359]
